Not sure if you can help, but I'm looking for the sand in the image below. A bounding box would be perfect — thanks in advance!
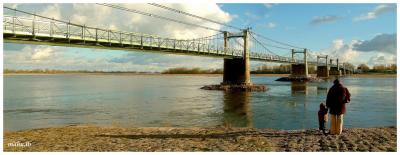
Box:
[4,125,396,152]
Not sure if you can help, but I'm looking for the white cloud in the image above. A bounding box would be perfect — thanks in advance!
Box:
[320,39,360,64]
[310,15,339,25]
[267,22,276,28]
[31,46,56,61]
[367,53,397,66]
[4,44,223,72]
[353,4,396,21]
[39,4,62,19]
[4,3,233,71]
[12,3,233,39]
[263,4,275,8]
[244,12,260,20]
[318,37,397,67]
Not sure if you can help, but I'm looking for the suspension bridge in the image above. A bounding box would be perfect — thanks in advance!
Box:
[3,4,354,86]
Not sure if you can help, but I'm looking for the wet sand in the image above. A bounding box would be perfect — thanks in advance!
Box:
[4,125,396,152]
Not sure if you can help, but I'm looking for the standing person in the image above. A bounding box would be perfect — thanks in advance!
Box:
[318,102,328,135]
[326,79,351,135]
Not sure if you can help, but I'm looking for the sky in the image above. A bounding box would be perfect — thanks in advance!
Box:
[2,3,397,71]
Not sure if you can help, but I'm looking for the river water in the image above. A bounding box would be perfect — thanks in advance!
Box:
[3,75,397,131]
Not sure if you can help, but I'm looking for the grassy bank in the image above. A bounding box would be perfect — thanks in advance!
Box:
[4,125,396,152]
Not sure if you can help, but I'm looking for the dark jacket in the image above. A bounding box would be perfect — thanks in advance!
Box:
[318,108,328,122]
[326,83,351,115]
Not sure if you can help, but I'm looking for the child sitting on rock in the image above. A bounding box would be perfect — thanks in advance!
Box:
[318,102,328,135]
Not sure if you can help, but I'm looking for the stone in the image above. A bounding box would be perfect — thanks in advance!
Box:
[200,84,267,92]
[275,76,322,82]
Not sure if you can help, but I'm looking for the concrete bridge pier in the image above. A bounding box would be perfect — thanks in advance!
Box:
[329,59,341,76]
[222,58,251,85]
[316,55,329,78]
[290,48,309,78]
[202,29,265,91]
[222,30,251,85]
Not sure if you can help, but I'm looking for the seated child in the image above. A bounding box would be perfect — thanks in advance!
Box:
[318,102,328,134]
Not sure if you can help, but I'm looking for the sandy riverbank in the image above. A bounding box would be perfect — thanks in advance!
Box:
[4,125,396,152]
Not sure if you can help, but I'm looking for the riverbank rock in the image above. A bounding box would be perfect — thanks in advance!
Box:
[200,84,267,92]
[3,125,397,152]
[276,76,322,82]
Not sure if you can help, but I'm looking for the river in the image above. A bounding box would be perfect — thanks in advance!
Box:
[3,74,397,131]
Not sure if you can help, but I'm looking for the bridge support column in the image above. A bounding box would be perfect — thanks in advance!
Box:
[317,66,329,77]
[329,59,341,76]
[222,58,250,85]
[222,29,251,85]
[316,55,329,78]
[290,48,309,78]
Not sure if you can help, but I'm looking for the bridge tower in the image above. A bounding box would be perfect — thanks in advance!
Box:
[329,58,341,76]
[342,63,347,76]
[222,28,251,85]
[290,48,309,78]
[316,55,329,78]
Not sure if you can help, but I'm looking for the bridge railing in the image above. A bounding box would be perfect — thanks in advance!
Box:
[4,9,244,57]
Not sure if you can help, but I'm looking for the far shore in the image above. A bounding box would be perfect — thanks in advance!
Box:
[4,125,396,152]
[3,72,396,78]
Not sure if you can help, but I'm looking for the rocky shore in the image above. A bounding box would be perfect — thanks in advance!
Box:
[276,76,323,82]
[4,125,396,152]
[200,84,267,92]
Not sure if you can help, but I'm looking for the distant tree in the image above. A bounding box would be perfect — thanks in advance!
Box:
[357,64,370,72]
[373,64,385,72]
[389,64,397,71]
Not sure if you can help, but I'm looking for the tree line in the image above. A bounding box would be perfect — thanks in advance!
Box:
[161,67,223,74]
[356,64,396,74]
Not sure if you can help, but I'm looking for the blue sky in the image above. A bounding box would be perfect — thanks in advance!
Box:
[3,3,397,71]
[220,4,396,50]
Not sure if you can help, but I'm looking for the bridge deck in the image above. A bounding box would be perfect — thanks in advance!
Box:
[3,14,323,65]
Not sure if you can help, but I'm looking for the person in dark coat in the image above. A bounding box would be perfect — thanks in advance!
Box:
[326,79,351,135]
[318,102,328,134]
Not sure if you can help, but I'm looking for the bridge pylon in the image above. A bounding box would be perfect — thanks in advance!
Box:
[290,48,309,78]
[316,55,329,78]
[222,29,251,85]
[329,58,341,76]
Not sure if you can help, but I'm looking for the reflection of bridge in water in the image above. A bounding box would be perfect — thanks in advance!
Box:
[221,81,332,128]
[222,91,252,127]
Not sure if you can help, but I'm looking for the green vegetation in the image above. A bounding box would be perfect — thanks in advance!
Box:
[356,64,396,74]
[161,67,223,74]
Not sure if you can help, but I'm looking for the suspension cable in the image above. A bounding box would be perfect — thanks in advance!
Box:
[96,3,223,32]
[147,3,242,31]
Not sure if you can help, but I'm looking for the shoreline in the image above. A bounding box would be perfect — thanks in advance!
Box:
[4,125,396,152]
[3,73,396,78]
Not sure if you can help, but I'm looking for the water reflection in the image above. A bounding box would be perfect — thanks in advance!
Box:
[317,86,328,95]
[222,91,252,127]
[291,82,308,95]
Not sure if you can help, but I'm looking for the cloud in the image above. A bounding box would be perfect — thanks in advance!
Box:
[353,4,396,21]
[323,39,360,63]
[353,33,396,54]
[267,22,276,28]
[310,15,339,25]
[10,3,233,39]
[318,36,397,67]
[31,46,56,60]
[4,3,232,71]
[367,53,397,66]
[263,4,275,8]
[4,44,223,72]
